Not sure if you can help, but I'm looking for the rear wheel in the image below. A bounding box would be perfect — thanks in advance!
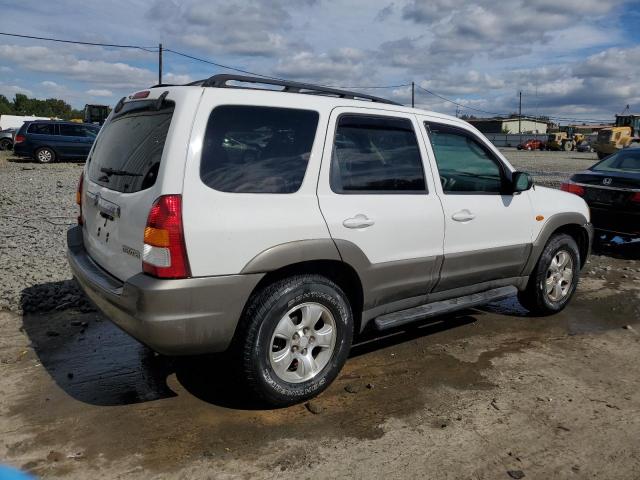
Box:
[518,233,580,315]
[35,147,55,163]
[234,274,353,406]
[0,138,12,151]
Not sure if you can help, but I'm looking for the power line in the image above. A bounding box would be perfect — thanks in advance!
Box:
[0,31,415,91]
[167,48,411,90]
[0,30,621,123]
[164,48,288,80]
[415,84,507,117]
[415,84,610,123]
[0,31,157,52]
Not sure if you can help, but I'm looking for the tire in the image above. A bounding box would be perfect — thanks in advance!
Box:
[35,147,55,163]
[234,274,354,406]
[0,138,12,151]
[518,233,580,316]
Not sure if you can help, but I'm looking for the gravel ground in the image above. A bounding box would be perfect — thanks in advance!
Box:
[0,153,92,313]
[500,147,598,188]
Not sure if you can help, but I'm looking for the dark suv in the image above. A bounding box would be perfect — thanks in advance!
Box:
[13,121,100,163]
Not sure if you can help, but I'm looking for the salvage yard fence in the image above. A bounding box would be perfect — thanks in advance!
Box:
[484,133,549,148]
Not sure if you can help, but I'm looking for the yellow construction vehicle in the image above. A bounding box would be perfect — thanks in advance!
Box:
[547,130,585,151]
[595,113,640,159]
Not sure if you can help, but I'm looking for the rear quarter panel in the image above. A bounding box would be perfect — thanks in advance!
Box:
[181,89,333,276]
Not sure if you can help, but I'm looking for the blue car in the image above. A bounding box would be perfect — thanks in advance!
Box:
[13,121,100,163]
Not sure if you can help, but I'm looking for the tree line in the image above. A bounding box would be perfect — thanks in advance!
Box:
[0,93,83,119]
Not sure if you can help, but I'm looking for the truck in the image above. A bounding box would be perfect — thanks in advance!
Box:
[595,114,640,159]
[83,104,110,125]
[547,131,585,151]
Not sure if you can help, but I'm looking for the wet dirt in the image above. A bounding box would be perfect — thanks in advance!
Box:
[2,251,640,478]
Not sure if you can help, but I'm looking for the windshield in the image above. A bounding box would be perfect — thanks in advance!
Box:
[591,149,640,173]
[87,100,174,193]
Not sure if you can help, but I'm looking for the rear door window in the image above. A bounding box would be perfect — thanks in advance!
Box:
[60,124,98,138]
[330,115,426,193]
[87,100,174,193]
[27,123,55,135]
[200,105,319,193]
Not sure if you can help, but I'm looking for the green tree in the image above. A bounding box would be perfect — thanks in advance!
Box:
[1,93,82,119]
[0,95,13,115]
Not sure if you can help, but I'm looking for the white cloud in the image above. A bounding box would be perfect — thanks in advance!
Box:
[86,89,113,97]
[0,83,33,98]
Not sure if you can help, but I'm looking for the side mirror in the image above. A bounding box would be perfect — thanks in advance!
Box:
[512,171,534,193]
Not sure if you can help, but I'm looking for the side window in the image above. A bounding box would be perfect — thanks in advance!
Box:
[59,124,87,137]
[27,123,55,135]
[200,105,319,194]
[331,115,426,193]
[426,123,505,194]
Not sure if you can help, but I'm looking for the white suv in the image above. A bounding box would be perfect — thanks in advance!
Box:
[68,75,593,406]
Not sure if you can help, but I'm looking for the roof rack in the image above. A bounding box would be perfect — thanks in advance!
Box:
[188,74,401,105]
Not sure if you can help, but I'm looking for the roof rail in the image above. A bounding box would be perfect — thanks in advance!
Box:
[189,74,401,105]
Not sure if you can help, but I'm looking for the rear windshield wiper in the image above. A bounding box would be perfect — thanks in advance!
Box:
[100,167,142,177]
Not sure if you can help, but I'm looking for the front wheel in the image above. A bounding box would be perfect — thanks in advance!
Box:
[235,274,353,406]
[518,233,580,315]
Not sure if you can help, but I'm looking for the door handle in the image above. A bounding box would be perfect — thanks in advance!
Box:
[343,214,375,229]
[451,209,475,222]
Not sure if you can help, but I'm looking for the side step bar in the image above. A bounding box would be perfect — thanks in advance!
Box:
[374,286,518,331]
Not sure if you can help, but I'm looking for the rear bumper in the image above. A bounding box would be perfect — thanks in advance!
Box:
[590,207,640,237]
[67,226,263,355]
[12,143,31,157]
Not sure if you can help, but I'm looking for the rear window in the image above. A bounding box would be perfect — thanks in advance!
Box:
[200,105,319,193]
[27,123,55,135]
[592,149,640,173]
[87,100,174,193]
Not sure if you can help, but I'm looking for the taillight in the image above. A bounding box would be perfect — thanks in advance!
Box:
[631,192,640,203]
[76,172,84,225]
[560,182,585,196]
[14,134,25,144]
[131,90,150,99]
[142,195,190,279]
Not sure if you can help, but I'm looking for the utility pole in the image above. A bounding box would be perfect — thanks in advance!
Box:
[158,43,163,85]
[411,81,415,108]
[518,91,522,135]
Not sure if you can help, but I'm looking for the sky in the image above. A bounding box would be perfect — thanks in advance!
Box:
[1,0,639,123]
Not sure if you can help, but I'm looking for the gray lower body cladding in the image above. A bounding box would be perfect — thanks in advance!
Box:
[433,243,532,292]
[67,226,263,355]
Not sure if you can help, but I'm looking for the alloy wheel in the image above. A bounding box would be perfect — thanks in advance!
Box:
[269,302,337,383]
[545,250,574,302]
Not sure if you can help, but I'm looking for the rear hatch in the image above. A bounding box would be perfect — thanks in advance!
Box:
[82,92,178,281]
